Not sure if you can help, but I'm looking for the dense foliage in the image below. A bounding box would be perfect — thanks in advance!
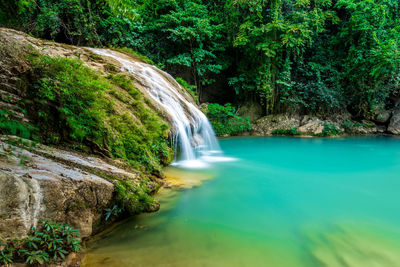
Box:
[0,221,80,265]
[207,103,251,136]
[1,0,400,119]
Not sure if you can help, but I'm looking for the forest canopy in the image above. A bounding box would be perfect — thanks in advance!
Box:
[1,0,399,119]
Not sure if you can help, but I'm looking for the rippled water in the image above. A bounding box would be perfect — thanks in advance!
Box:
[84,137,400,267]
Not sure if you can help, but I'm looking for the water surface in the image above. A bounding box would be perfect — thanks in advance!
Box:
[84,137,400,267]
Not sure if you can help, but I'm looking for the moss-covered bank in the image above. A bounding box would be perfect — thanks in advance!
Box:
[0,28,176,258]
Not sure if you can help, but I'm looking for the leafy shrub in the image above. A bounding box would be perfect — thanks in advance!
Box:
[0,220,80,265]
[28,54,109,144]
[20,221,80,262]
[272,128,301,136]
[206,103,252,136]
[315,123,344,137]
[0,243,14,265]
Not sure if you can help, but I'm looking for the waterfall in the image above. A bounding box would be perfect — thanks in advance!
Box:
[88,48,222,168]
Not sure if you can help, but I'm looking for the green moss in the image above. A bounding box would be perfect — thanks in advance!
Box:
[86,52,104,62]
[114,178,159,214]
[104,63,119,73]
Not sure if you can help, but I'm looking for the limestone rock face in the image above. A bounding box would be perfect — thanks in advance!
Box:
[252,114,301,135]
[388,110,400,134]
[0,141,116,240]
[298,117,324,135]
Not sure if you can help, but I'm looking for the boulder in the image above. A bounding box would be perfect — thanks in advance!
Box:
[298,117,324,135]
[388,110,400,134]
[252,114,301,135]
[0,141,115,240]
[237,100,263,122]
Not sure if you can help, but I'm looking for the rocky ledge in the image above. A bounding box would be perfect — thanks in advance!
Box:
[0,137,160,242]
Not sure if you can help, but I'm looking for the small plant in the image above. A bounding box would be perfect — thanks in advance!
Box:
[272,128,301,136]
[18,155,32,167]
[315,123,344,137]
[20,250,49,265]
[104,205,122,221]
[0,243,14,265]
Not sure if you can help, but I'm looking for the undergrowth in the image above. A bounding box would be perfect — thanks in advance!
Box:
[272,128,302,136]
[315,123,344,137]
[0,220,80,265]
[206,103,252,136]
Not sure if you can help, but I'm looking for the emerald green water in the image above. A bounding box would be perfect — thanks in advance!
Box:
[84,137,400,267]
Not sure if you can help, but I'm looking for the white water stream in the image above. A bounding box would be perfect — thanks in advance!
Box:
[89,48,230,168]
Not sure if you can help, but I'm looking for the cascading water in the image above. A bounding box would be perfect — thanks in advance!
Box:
[88,48,228,168]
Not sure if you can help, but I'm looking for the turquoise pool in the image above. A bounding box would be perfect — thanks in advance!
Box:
[84,137,400,267]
